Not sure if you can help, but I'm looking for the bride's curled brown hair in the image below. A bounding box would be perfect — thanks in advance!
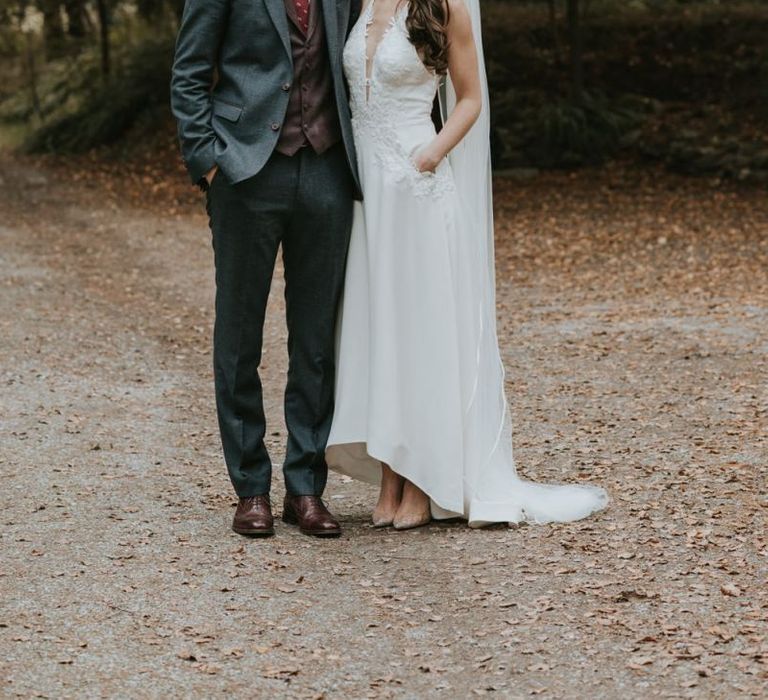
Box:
[405,0,451,75]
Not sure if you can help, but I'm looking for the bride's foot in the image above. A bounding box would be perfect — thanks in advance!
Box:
[372,464,405,528]
[393,480,431,530]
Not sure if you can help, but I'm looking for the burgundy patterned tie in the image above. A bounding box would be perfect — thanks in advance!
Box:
[294,0,310,34]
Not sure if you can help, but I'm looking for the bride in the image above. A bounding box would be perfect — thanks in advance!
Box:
[326,0,609,529]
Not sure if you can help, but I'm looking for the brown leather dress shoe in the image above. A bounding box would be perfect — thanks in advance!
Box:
[282,495,341,537]
[232,495,274,536]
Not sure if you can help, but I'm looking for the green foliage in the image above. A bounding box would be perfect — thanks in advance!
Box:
[22,36,173,152]
[1,53,88,123]
[538,93,648,165]
[0,0,766,177]
[495,90,654,167]
[483,0,768,175]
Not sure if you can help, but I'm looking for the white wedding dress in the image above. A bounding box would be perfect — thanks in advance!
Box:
[325,0,608,525]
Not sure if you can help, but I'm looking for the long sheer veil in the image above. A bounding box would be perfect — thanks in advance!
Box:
[440,0,609,525]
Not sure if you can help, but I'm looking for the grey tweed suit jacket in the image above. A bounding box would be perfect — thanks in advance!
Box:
[171,0,361,194]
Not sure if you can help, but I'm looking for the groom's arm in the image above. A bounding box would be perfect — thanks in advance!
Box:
[170,0,229,187]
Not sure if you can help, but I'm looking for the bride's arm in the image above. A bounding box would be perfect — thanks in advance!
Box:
[413,0,482,173]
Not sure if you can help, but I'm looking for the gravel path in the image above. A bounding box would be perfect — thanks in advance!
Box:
[1,155,765,698]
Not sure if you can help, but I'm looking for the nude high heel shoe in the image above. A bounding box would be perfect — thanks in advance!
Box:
[392,511,431,530]
[372,511,396,528]
[393,480,432,530]
[372,464,405,528]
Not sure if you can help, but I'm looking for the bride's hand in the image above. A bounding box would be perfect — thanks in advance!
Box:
[411,143,443,174]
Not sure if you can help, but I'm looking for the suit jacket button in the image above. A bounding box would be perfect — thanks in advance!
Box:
[271,122,280,131]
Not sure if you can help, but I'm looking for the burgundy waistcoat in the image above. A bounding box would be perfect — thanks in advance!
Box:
[275,0,342,156]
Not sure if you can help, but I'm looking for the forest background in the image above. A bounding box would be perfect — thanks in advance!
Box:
[0,0,766,185]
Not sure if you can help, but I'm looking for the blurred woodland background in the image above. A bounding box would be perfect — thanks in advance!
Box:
[0,0,766,183]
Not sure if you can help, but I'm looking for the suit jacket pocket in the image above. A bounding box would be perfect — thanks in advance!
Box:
[212,100,243,122]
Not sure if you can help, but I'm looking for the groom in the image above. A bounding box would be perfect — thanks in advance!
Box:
[171,0,361,537]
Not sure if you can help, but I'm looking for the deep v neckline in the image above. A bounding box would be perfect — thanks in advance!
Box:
[363,0,405,102]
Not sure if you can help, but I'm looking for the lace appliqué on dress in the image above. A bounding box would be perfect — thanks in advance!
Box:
[353,111,455,200]
[352,6,455,200]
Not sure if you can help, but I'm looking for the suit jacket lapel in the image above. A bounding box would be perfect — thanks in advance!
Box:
[320,0,340,61]
[284,0,299,29]
[342,0,357,39]
[264,0,293,59]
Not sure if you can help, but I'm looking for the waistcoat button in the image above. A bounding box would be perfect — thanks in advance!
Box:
[282,82,291,91]
[271,122,280,131]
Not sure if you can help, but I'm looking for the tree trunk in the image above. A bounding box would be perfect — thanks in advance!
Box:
[96,0,110,79]
[547,0,562,65]
[17,1,43,122]
[566,0,584,100]
[24,33,43,121]
[62,0,87,38]
[136,0,160,20]
[41,0,66,60]
[168,0,185,23]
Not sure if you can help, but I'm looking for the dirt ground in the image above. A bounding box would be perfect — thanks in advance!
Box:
[0,153,766,699]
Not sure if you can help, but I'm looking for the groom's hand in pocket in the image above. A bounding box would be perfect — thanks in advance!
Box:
[205,165,219,186]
